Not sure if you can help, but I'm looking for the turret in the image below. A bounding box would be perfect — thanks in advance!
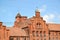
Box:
[16,12,21,18]
[35,9,40,17]
[15,12,21,22]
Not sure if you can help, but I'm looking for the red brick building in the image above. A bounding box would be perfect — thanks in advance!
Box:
[0,9,60,40]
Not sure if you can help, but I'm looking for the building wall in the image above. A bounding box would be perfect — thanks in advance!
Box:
[29,17,49,40]
[0,10,60,40]
[49,31,60,40]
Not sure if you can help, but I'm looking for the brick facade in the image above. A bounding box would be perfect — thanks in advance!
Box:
[0,10,60,40]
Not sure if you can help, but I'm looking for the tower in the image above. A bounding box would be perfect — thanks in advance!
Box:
[35,9,40,17]
[15,12,21,22]
[14,12,21,27]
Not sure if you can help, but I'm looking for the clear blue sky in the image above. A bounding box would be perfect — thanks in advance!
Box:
[0,0,60,27]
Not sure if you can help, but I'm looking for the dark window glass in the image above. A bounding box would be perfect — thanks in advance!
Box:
[59,32,60,35]
[24,37,26,40]
[40,31,42,37]
[44,31,46,37]
[36,23,41,28]
[10,37,14,40]
[32,31,35,37]
[17,37,20,40]
[36,31,39,37]
[49,32,50,35]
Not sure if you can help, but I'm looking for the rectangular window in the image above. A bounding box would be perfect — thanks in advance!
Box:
[10,37,14,40]
[44,31,46,37]
[32,31,35,37]
[56,32,57,36]
[7,32,8,37]
[17,37,20,40]
[23,37,26,40]
[36,31,39,37]
[40,31,42,37]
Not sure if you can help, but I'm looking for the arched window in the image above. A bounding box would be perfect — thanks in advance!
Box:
[36,23,42,28]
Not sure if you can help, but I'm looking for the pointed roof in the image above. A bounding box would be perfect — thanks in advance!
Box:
[16,12,21,18]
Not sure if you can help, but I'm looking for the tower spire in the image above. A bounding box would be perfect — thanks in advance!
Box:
[16,12,21,18]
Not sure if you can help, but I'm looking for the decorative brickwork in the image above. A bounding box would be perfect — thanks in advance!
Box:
[0,10,60,40]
